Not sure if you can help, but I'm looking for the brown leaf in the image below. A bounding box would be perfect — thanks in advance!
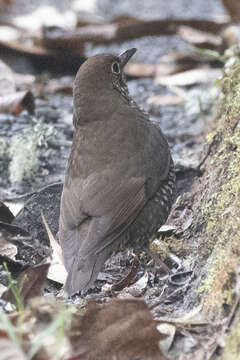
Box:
[0,39,85,75]
[178,25,222,49]
[0,90,35,115]
[222,0,240,21]
[124,63,156,78]
[2,263,50,307]
[0,60,15,96]
[69,298,167,360]
[124,61,194,79]
[155,67,222,87]
[41,18,227,51]
[147,94,185,106]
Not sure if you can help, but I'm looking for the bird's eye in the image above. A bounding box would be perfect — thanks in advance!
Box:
[111,62,120,74]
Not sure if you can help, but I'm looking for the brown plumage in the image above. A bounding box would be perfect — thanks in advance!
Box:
[59,48,175,295]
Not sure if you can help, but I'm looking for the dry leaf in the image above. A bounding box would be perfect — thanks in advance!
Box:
[126,271,149,297]
[0,90,34,115]
[14,6,77,32]
[157,323,176,353]
[124,63,156,78]
[147,94,185,106]
[222,0,240,21]
[2,263,50,306]
[41,18,227,50]
[0,39,85,75]
[155,67,221,87]
[125,62,191,79]
[69,298,167,360]
[158,224,176,234]
[178,25,222,49]
[108,255,139,292]
[160,51,218,67]
[41,211,67,285]
[0,59,35,94]
[155,62,192,77]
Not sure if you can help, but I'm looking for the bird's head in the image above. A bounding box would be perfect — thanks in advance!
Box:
[73,48,137,125]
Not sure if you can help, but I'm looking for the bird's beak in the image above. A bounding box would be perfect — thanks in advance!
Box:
[119,48,137,67]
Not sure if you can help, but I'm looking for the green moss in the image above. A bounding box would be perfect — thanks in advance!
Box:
[206,131,216,143]
[197,55,240,317]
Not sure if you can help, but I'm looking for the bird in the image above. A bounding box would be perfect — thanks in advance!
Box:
[59,48,175,296]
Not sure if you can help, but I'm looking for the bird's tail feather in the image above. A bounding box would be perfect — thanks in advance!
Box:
[64,249,110,296]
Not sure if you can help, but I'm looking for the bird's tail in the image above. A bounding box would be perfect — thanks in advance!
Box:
[64,248,110,296]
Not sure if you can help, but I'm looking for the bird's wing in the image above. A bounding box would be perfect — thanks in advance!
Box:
[81,175,146,255]
[59,180,89,271]
[64,175,146,294]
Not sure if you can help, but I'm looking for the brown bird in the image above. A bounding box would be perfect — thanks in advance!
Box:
[59,48,175,295]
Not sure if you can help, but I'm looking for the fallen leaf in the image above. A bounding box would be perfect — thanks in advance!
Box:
[159,51,219,67]
[41,18,228,50]
[155,62,192,77]
[178,26,222,49]
[182,214,193,231]
[2,263,50,307]
[157,323,176,353]
[41,211,63,264]
[125,62,192,79]
[0,26,20,42]
[124,63,156,77]
[105,255,139,292]
[147,94,185,106]
[41,211,67,285]
[222,0,240,21]
[155,67,222,86]
[126,271,149,297]
[0,39,85,75]
[0,58,35,94]
[0,90,34,115]
[0,60,15,96]
[158,224,176,234]
[14,6,77,32]
[69,298,167,360]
